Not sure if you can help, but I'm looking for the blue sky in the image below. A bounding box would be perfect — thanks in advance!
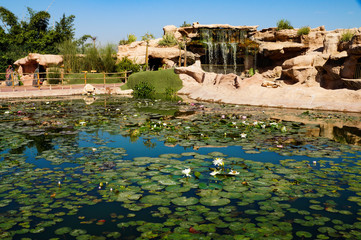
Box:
[1,0,361,45]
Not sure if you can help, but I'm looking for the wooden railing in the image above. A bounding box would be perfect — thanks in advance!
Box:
[0,71,132,89]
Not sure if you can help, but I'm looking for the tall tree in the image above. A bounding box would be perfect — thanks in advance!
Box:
[141,33,155,68]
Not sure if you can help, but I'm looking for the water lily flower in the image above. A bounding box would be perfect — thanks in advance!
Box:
[270,122,277,126]
[182,168,191,177]
[116,108,120,111]
[4,111,9,114]
[277,145,283,148]
[242,115,247,119]
[79,121,86,126]
[58,181,61,187]
[313,161,317,165]
[240,133,247,138]
[46,101,50,104]
[92,148,97,152]
[253,121,258,125]
[210,169,221,176]
[281,126,287,132]
[213,158,224,167]
[261,124,266,129]
[110,188,113,192]
[221,115,225,119]
[163,123,167,126]
[228,170,240,175]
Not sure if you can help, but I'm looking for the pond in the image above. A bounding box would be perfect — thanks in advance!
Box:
[0,96,361,240]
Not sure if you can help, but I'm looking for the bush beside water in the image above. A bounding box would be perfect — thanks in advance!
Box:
[122,69,183,94]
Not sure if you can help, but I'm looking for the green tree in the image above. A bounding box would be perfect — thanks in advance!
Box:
[141,33,155,68]
[0,7,76,73]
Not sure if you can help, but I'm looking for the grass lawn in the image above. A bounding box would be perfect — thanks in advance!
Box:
[65,73,126,84]
[121,69,182,93]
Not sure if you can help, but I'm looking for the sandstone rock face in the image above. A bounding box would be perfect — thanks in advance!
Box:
[117,41,194,66]
[176,63,361,112]
[259,42,307,61]
[323,33,341,55]
[349,33,361,55]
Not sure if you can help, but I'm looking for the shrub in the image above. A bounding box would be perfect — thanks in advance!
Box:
[133,81,155,99]
[341,30,354,42]
[121,69,183,94]
[116,57,141,74]
[180,21,191,27]
[158,33,178,47]
[119,34,137,45]
[276,19,293,30]
[297,26,310,36]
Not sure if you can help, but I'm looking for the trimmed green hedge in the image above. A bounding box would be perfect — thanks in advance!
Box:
[121,69,183,93]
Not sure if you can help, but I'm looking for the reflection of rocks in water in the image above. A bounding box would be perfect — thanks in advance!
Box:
[333,126,361,146]
[84,97,96,105]
[306,124,361,145]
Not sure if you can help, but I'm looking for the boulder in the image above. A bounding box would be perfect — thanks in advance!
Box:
[349,33,361,55]
[275,29,299,42]
[175,64,205,83]
[259,42,307,60]
[323,33,341,55]
[83,84,96,95]
[163,25,182,39]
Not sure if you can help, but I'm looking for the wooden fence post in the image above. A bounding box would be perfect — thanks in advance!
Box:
[124,71,127,83]
[103,72,106,87]
[37,73,40,90]
[84,72,87,85]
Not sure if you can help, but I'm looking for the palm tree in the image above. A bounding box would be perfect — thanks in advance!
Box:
[141,33,155,68]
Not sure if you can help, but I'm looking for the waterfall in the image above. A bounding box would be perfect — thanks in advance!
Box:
[200,28,240,75]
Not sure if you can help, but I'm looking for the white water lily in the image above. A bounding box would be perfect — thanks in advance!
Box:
[253,121,259,125]
[4,111,9,114]
[182,168,191,177]
[92,148,97,152]
[261,124,266,129]
[313,161,317,165]
[210,170,222,176]
[228,170,240,175]
[213,158,224,167]
[240,133,247,138]
[163,123,167,126]
[270,122,277,126]
[232,122,237,125]
[281,126,287,132]
[79,121,86,126]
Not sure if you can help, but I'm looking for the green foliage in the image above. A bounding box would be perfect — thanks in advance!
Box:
[141,33,155,44]
[0,7,75,72]
[133,81,155,99]
[248,68,255,77]
[57,39,80,73]
[119,34,137,45]
[297,26,310,36]
[122,69,183,94]
[341,30,355,42]
[158,33,178,47]
[81,46,103,72]
[47,67,61,84]
[180,21,191,27]
[116,57,141,73]
[100,44,116,73]
[164,87,178,101]
[276,19,293,30]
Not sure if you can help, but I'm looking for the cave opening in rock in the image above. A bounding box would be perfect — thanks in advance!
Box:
[355,58,361,79]
[148,57,163,71]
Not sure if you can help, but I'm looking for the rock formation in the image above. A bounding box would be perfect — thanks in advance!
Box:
[116,23,361,111]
